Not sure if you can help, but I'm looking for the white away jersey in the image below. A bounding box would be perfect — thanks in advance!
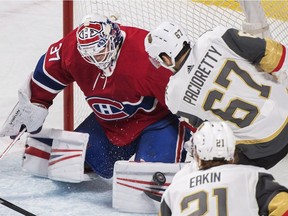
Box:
[159,164,288,216]
[166,26,288,159]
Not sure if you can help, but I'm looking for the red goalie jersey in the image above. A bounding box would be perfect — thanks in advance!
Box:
[30,25,173,146]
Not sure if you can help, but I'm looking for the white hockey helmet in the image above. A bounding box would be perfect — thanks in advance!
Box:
[76,14,123,76]
[192,121,235,161]
[144,21,190,72]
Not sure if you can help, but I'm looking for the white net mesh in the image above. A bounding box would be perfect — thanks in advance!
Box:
[70,0,288,128]
[74,1,244,43]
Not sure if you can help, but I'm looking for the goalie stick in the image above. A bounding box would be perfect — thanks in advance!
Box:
[0,128,26,160]
[0,197,36,216]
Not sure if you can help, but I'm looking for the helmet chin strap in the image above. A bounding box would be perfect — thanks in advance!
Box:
[162,63,177,73]
[166,47,192,74]
[159,54,177,73]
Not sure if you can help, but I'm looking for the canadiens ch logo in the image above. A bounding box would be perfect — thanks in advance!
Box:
[86,96,157,121]
[77,22,106,47]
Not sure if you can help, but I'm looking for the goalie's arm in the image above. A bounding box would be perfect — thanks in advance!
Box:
[0,38,74,137]
[30,38,75,108]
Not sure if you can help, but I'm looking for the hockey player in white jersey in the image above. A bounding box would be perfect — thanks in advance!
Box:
[144,22,288,170]
[159,121,288,216]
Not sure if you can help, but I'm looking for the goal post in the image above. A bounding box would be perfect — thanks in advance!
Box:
[63,0,74,131]
[63,0,288,130]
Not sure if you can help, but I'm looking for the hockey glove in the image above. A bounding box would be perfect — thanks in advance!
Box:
[0,88,48,137]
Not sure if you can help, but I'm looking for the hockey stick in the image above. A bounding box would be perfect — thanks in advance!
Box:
[144,191,162,202]
[0,128,26,160]
[0,197,36,216]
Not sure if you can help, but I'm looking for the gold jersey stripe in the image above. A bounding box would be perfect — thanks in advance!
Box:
[236,117,288,145]
[268,192,288,216]
[259,38,284,73]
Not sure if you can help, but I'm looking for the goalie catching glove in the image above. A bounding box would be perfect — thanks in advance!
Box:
[0,85,48,137]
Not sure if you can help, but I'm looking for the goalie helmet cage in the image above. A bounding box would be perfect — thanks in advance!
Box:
[62,0,288,131]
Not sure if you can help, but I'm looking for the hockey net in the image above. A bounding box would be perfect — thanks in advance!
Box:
[66,0,288,129]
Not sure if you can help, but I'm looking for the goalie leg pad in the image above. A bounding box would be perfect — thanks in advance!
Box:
[112,161,186,213]
[48,132,89,183]
[23,128,89,183]
[22,137,51,178]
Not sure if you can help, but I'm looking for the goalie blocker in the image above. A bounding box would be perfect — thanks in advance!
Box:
[22,128,93,183]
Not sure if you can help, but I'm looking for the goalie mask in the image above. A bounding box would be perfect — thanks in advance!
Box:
[76,14,123,76]
[192,121,235,161]
[144,21,190,73]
